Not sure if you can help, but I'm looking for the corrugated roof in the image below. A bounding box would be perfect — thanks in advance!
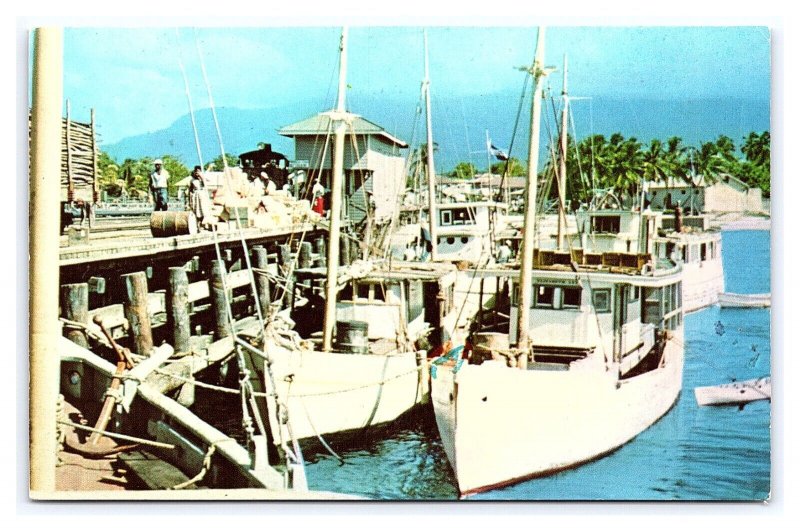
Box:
[278,111,408,148]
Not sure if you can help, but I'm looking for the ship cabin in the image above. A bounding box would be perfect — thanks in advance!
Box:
[506,255,683,375]
[652,232,721,269]
[567,209,664,255]
[329,263,457,354]
[422,201,508,263]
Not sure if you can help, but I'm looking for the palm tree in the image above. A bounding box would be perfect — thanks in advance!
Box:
[642,139,671,184]
[742,131,770,169]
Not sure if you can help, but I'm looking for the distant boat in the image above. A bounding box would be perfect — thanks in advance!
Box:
[694,377,771,406]
[719,292,771,308]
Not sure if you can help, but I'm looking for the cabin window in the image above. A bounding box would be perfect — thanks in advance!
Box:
[447,237,455,245]
[562,287,582,309]
[629,286,640,303]
[592,289,611,312]
[534,285,555,308]
[681,246,688,263]
[441,210,452,226]
[700,243,707,261]
[591,215,621,234]
[461,237,469,244]
[356,282,371,300]
[450,208,474,225]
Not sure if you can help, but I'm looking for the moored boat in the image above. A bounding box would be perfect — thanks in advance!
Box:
[694,376,771,406]
[718,292,770,308]
[430,28,685,496]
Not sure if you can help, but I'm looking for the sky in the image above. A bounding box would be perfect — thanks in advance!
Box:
[53,25,772,147]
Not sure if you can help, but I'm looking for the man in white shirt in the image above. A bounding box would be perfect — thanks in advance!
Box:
[150,159,170,211]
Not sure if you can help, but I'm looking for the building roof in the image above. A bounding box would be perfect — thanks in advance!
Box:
[648,173,751,192]
[278,111,408,148]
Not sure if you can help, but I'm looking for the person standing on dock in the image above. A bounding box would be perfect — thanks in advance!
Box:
[312,178,325,216]
[150,159,170,211]
[188,165,211,227]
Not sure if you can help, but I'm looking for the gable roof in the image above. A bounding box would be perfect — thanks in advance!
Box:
[278,111,408,148]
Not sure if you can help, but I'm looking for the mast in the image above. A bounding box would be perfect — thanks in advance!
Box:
[516,27,547,362]
[423,29,439,261]
[556,54,568,250]
[29,27,63,494]
[322,27,349,352]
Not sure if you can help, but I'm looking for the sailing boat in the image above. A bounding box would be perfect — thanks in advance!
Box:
[390,30,509,266]
[248,29,460,449]
[429,28,686,497]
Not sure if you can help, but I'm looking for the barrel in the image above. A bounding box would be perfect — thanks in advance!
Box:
[335,321,369,354]
[150,211,198,237]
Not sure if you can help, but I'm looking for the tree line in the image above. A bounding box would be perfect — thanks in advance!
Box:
[447,131,771,202]
[96,152,239,199]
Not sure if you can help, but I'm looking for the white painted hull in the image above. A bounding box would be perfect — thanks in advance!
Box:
[718,292,771,308]
[681,257,725,313]
[694,377,770,406]
[431,336,683,496]
[262,342,426,444]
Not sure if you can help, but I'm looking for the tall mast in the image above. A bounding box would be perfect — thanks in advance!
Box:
[423,29,439,261]
[516,27,547,361]
[29,27,63,493]
[322,27,349,352]
[556,54,569,250]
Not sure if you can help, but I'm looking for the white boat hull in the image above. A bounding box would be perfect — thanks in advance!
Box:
[694,377,771,406]
[262,342,426,444]
[718,292,771,308]
[431,335,683,496]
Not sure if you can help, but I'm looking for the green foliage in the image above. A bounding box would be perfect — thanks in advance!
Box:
[490,157,526,177]
[209,154,240,171]
[450,162,478,179]
[99,154,189,199]
[538,131,770,202]
[97,150,122,197]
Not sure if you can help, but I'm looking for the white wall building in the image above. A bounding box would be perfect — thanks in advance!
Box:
[648,174,764,214]
[278,112,408,224]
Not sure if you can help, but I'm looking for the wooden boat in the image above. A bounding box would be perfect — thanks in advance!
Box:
[718,292,771,308]
[256,260,458,444]
[250,30,461,449]
[694,377,771,406]
[430,30,685,496]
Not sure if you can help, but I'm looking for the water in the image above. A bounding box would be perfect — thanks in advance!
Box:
[298,229,771,500]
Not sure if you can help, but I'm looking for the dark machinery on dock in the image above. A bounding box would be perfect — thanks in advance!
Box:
[238,143,290,190]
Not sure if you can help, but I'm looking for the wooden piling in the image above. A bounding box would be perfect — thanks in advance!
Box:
[122,272,154,356]
[278,244,292,274]
[299,241,313,269]
[251,246,271,318]
[167,267,191,354]
[60,283,89,348]
[314,236,327,268]
[210,259,232,339]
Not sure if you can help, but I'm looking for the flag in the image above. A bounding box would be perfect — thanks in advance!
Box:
[487,139,509,161]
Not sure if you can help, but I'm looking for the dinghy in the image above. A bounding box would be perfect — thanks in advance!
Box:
[694,377,771,406]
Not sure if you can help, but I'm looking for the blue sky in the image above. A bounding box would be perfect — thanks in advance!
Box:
[57,25,771,147]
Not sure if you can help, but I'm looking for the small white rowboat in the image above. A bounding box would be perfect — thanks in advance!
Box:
[694,376,771,406]
[718,292,770,308]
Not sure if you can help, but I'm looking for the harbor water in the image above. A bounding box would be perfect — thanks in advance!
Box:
[202,229,772,500]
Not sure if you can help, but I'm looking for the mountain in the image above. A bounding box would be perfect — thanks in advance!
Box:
[102,94,770,172]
